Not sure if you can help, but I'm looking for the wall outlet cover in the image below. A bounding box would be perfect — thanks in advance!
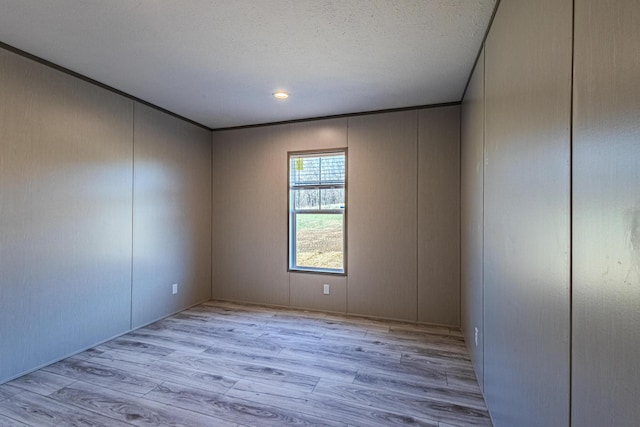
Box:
[323,284,330,295]
[172,283,178,295]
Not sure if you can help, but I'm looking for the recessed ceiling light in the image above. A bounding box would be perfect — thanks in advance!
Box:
[273,91,289,100]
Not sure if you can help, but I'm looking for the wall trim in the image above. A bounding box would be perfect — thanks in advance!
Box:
[460,0,502,101]
[0,41,464,134]
[212,102,461,132]
[0,41,212,131]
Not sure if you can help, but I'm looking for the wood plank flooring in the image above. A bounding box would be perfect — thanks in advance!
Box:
[0,300,492,426]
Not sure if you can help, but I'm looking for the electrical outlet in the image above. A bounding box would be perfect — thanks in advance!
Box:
[474,327,479,346]
[323,284,330,295]
[172,283,178,295]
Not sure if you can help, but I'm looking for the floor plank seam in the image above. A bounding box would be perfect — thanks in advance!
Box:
[1,301,492,427]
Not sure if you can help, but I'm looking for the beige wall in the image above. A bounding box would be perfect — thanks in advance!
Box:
[0,46,212,383]
[572,0,640,424]
[461,0,573,425]
[462,1,640,425]
[461,48,485,391]
[132,103,212,328]
[213,107,460,325]
[484,0,572,424]
[347,111,418,321]
[0,47,133,383]
[212,124,290,305]
[418,106,460,325]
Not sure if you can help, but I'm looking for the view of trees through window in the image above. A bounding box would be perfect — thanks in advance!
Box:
[289,151,346,273]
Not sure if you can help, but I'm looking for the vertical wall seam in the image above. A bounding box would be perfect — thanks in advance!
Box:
[214,131,215,299]
[458,106,462,328]
[416,110,420,322]
[345,119,349,314]
[481,44,486,395]
[130,101,135,330]
[346,118,350,315]
[569,0,575,425]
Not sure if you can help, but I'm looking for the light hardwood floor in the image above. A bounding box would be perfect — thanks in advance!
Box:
[0,300,492,426]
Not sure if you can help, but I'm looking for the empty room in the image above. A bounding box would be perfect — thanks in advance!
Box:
[0,1,638,426]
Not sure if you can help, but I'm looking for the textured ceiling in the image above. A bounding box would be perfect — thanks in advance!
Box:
[0,0,495,129]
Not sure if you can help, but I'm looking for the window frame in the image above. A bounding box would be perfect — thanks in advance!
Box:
[287,148,347,275]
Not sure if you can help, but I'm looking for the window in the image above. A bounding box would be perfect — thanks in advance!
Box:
[288,150,346,274]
